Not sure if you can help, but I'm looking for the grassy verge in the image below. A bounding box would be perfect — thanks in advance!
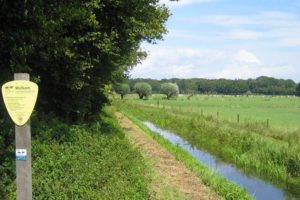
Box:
[2,109,150,199]
[120,102,300,192]
[120,108,252,200]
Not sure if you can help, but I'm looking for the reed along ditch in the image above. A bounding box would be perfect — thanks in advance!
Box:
[144,121,299,200]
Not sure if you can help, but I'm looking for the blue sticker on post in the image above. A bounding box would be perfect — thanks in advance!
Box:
[16,149,27,161]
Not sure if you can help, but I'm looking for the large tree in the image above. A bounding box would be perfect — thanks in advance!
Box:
[0,0,170,121]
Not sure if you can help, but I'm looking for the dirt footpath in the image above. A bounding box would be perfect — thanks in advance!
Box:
[116,112,221,200]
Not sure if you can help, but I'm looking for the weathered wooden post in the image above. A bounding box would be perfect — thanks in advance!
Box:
[15,74,32,200]
[1,73,38,200]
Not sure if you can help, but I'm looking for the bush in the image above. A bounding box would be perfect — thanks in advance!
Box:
[0,115,14,198]
[134,82,152,99]
[161,82,179,99]
[114,83,130,99]
[244,90,252,96]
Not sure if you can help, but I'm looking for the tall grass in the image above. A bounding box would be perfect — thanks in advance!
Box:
[119,101,300,192]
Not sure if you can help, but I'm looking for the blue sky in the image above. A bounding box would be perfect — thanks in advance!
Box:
[130,0,300,82]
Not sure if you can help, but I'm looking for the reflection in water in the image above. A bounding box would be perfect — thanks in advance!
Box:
[144,121,298,200]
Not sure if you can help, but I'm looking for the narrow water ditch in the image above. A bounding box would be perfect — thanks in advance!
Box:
[144,121,298,200]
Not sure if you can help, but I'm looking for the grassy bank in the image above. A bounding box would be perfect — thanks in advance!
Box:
[119,101,300,194]
[1,109,150,199]
[119,108,252,200]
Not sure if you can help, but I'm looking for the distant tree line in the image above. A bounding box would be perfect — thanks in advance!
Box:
[126,76,299,96]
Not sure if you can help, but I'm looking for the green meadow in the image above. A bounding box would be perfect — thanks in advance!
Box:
[127,94,300,131]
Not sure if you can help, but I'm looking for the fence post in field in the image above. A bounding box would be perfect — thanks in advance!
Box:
[237,114,240,123]
[267,119,269,128]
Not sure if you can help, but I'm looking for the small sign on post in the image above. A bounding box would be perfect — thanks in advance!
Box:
[2,80,38,126]
[16,149,27,161]
[1,73,38,200]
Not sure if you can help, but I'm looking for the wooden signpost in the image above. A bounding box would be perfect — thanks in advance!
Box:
[1,73,38,200]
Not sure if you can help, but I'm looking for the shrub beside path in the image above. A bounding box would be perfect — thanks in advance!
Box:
[116,112,221,200]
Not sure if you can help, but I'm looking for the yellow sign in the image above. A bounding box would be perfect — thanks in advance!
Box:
[2,80,38,126]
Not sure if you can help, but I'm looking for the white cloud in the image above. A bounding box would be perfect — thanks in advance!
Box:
[160,0,213,8]
[199,11,300,27]
[131,46,225,79]
[261,11,297,21]
[224,29,262,40]
[273,28,300,46]
[168,29,213,41]
[234,50,261,64]
[216,64,297,80]
[280,38,300,46]
[172,10,300,46]
[131,46,299,81]
[216,50,296,80]
[198,15,252,26]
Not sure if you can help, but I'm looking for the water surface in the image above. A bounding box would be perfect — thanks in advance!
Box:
[144,121,298,200]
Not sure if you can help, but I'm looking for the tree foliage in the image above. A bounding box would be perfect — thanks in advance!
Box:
[0,1,171,196]
[296,83,300,97]
[114,83,130,99]
[0,0,170,121]
[161,82,179,99]
[134,82,152,99]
